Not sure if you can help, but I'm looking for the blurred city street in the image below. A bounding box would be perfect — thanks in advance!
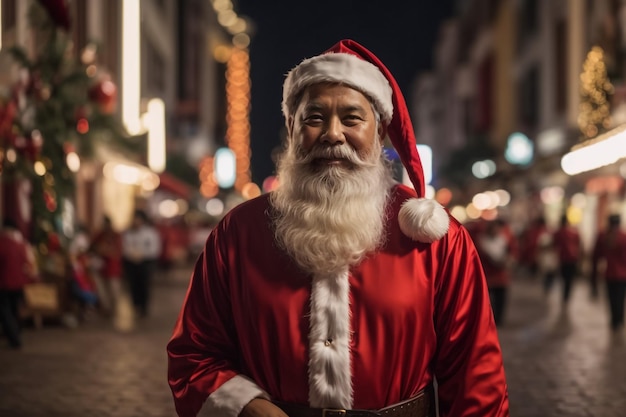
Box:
[0,265,624,417]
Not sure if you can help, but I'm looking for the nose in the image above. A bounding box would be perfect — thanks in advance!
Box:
[320,116,345,145]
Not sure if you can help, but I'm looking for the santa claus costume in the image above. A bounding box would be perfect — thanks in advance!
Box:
[167,40,509,417]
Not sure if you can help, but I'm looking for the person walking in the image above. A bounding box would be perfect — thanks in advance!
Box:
[167,39,509,417]
[591,214,626,332]
[0,219,37,349]
[552,214,582,310]
[476,219,516,326]
[535,218,559,296]
[121,210,161,318]
[90,216,123,317]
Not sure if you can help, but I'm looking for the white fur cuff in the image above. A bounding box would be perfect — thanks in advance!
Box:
[201,374,270,417]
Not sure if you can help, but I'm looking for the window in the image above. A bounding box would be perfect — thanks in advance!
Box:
[146,40,165,92]
[519,66,539,128]
[517,0,538,49]
[554,19,567,113]
[1,0,16,32]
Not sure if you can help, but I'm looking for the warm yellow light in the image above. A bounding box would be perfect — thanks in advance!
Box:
[227,18,247,34]
[212,0,232,12]
[142,98,166,173]
[233,33,250,49]
[561,124,626,175]
[176,199,189,214]
[540,186,564,205]
[218,10,237,27]
[225,49,251,190]
[241,182,261,200]
[494,189,511,206]
[159,200,179,218]
[214,45,232,63]
[450,206,467,223]
[66,152,81,172]
[103,161,157,187]
[472,193,491,211]
[122,0,142,135]
[34,161,47,176]
[466,203,482,220]
[206,198,225,216]
[141,172,160,191]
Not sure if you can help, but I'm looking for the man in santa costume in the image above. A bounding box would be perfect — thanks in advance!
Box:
[167,40,509,417]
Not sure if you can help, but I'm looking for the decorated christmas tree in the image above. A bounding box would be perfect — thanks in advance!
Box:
[0,0,141,255]
[578,46,615,140]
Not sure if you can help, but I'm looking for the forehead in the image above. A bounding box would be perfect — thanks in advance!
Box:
[298,83,373,109]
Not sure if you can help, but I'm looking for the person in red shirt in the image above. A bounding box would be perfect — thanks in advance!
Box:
[0,218,37,349]
[591,214,626,331]
[90,216,123,316]
[552,215,582,310]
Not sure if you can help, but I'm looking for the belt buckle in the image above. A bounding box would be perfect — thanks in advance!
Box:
[322,409,347,417]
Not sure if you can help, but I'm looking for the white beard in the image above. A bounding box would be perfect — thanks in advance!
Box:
[270,140,394,276]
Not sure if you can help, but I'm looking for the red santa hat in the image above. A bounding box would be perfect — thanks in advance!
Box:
[282,39,449,242]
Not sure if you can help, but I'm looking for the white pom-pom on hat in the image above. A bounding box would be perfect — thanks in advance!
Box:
[399,198,450,243]
[283,40,450,242]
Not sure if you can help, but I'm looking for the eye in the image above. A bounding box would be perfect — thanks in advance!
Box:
[343,114,363,125]
[303,113,324,125]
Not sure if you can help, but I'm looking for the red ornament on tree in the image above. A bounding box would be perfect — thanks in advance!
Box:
[47,232,61,252]
[44,190,57,212]
[88,79,117,114]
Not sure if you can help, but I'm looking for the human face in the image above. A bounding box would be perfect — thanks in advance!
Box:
[288,83,386,168]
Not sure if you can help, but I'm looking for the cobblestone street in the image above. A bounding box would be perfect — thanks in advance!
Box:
[0,266,624,417]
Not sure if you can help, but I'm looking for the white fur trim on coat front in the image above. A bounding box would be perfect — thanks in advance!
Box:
[202,374,270,417]
[308,270,353,408]
[398,198,450,243]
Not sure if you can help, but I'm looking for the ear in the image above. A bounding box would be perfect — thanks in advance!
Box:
[377,122,388,144]
[287,116,295,138]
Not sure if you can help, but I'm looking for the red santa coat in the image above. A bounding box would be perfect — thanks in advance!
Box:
[167,185,509,417]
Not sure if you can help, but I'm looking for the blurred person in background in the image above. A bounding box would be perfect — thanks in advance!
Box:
[476,219,516,326]
[68,246,98,320]
[122,209,161,318]
[591,214,626,332]
[552,214,582,310]
[519,216,549,279]
[167,39,509,417]
[90,216,123,318]
[0,218,37,349]
[68,226,99,320]
[535,218,559,296]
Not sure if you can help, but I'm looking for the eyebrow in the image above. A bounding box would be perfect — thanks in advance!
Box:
[303,103,368,114]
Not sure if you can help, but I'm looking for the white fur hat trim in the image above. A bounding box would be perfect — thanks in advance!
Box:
[398,198,450,243]
[282,53,393,122]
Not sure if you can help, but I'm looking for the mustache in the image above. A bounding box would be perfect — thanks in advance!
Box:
[296,144,367,166]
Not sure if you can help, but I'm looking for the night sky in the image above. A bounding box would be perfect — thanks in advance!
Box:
[235,1,457,184]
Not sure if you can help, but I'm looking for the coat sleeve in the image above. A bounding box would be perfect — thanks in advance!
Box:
[433,224,510,417]
[166,227,269,417]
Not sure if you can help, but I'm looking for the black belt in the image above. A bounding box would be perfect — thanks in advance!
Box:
[273,385,433,417]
